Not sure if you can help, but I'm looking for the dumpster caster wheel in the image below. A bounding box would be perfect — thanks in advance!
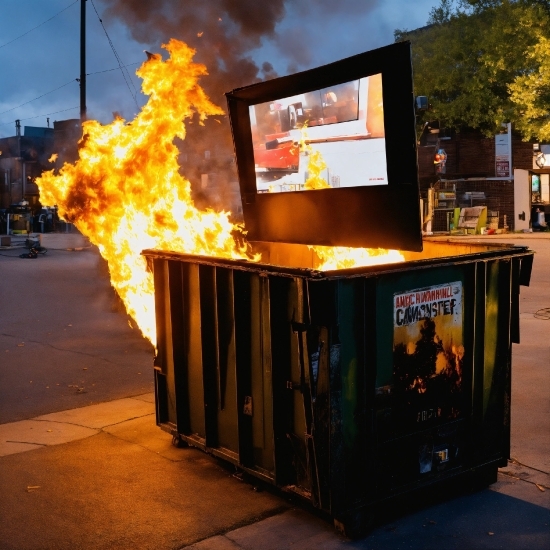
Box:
[171,434,187,448]
[334,510,375,539]
[472,464,498,489]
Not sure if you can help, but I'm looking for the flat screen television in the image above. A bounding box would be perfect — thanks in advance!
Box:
[226,41,422,251]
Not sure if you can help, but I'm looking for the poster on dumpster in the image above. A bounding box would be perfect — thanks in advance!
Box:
[392,282,464,428]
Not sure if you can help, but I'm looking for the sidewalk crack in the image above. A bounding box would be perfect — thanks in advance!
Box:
[499,470,550,490]
[509,457,550,476]
[5,440,46,447]
[32,413,155,431]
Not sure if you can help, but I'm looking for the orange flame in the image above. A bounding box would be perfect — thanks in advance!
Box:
[299,125,331,190]
[37,39,254,345]
[36,38,405,345]
[312,245,404,270]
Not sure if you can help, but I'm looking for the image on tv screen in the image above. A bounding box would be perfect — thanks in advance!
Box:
[249,74,387,193]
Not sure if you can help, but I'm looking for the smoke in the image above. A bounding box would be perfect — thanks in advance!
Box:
[95,1,287,217]
[101,0,288,102]
[101,1,382,87]
[98,0,381,216]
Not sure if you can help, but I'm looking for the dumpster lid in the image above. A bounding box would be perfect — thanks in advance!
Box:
[226,41,423,252]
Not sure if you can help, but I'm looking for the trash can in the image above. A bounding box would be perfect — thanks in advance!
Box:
[143,239,533,536]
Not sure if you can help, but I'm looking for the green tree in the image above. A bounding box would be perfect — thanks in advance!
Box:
[509,35,550,141]
[395,1,550,140]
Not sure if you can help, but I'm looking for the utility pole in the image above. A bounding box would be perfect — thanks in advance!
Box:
[80,0,87,122]
[15,119,25,201]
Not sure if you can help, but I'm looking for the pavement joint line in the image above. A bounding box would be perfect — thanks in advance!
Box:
[177,505,291,550]
[30,412,155,430]
[498,471,550,490]
[99,429,193,464]
[1,333,123,365]
[129,395,155,403]
[5,440,45,447]
[0,397,157,457]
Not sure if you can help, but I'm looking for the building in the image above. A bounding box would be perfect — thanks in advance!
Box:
[0,124,54,211]
[416,126,544,232]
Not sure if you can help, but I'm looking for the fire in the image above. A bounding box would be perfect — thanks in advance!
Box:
[36,38,405,345]
[37,39,254,345]
[312,245,404,270]
[299,125,331,190]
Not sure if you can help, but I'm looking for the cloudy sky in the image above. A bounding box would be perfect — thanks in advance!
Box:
[0,0,438,139]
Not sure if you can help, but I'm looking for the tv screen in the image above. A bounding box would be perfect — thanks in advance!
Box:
[250,74,388,192]
[227,41,422,251]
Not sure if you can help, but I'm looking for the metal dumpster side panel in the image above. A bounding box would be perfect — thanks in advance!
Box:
[482,259,513,466]
[153,259,177,431]
[269,276,305,488]
[332,279,369,511]
[281,276,314,495]
[233,270,275,473]
[146,245,533,533]
[197,265,218,449]
[154,261,291,479]
[212,267,239,456]
[182,263,208,440]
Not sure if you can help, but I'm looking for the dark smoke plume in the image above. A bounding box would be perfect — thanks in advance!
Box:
[99,0,380,216]
[102,0,287,103]
[100,0,292,217]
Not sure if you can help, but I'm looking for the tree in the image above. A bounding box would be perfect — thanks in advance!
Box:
[395,1,550,140]
[509,35,550,141]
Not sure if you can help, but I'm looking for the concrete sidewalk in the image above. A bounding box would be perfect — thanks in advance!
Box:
[0,393,155,457]
[0,393,548,549]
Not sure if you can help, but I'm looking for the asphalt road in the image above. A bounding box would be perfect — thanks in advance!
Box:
[0,234,154,423]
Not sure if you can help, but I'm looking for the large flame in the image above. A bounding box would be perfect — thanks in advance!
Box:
[37,39,404,345]
[37,40,253,345]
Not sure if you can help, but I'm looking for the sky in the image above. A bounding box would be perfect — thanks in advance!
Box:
[0,0,439,139]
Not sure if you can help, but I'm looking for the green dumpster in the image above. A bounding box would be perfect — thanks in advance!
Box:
[143,239,533,535]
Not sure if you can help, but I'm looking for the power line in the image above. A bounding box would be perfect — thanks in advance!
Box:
[0,62,142,124]
[0,80,77,117]
[0,106,79,127]
[0,0,79,50]
[87,62,141,76]
[90,0,140,110]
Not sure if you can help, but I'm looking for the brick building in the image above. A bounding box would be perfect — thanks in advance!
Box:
[417,128,536,231]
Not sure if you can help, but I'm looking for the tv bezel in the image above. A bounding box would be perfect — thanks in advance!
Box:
[226,41,423,251]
